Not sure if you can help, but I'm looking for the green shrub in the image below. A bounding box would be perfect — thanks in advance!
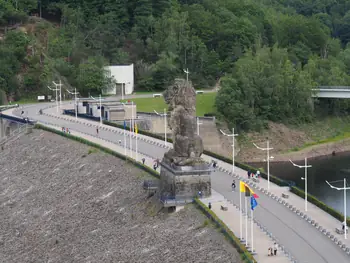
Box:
[194,198,257,263]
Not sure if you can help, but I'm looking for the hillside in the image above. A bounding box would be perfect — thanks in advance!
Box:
[1,0,350,130]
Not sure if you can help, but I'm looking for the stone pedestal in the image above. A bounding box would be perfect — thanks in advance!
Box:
[159,161,211,201]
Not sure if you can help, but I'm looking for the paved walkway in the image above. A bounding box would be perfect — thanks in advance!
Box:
[3,102,350,262]
[202,190,291,263]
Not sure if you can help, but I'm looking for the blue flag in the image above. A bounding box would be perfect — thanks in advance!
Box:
[251,196,258,211]
[123,120,126,129]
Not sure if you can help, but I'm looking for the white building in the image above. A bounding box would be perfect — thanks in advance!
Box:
[103,64,134,96]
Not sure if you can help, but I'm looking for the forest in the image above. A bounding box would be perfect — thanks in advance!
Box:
[1,0,350,130]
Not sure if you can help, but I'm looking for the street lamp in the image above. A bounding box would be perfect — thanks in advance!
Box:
[219,128,238,175]
[47,85,59,113]
[196,117,202,135]
[90,95,103,126]
[52,80,63,107]
[65,88,79,120]
[289,158,312,212]
[154,108,167,146]
[253,139,273,190]
[326,179,349,240]
[183,68,189,83]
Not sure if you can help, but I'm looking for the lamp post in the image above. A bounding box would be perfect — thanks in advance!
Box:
[326,179,349,240]
[253,139,273,190]
[219,128,238,175]
[47,85,59,113]
[183,68,189,83]
[65,88,79,120]
[196,117,202,135]
[154,109,167,146]
[90,95,103,126]
[289,158,312,211]
[52,80,63,107]
[122,83,124,100]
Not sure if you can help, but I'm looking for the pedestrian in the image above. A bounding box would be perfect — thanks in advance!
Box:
[248,170,251,179]
[231,180,236,191]
[208,202,212,210]
[118,140,121,145]
[153,163,157,170]
[66,127,69,133]
[273,242,278,256]
[213,161,217,168]
[268,247,272,256]
[142,158,145,165]
[62,127,65,132]
[198,191,202,198]
[96,127,99,136]
[256,170,260,178]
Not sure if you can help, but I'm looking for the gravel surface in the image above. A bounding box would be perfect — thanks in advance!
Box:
[0,130,242,263]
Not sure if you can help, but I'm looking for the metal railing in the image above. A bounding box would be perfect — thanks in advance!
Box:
[0,123,29,146]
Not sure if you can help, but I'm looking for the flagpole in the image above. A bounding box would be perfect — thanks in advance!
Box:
[251,207,254,252]
[129,119,132,159]
[245,196,248,247]
[240,191,243,240]
[135,124,138,161]
[124,121,126,157]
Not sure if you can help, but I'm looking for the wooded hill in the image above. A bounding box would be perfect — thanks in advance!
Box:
[1,0,350,130]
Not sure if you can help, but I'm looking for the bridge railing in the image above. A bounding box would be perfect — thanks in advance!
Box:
[317,86,350,90]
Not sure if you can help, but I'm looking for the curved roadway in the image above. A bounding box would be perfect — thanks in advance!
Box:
[8,100,350,263]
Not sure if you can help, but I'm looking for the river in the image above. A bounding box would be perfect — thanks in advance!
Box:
[248,153,350,216]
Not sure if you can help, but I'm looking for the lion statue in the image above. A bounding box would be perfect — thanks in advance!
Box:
[162,78,204,166]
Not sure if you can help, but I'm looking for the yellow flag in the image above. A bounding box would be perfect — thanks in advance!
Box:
[135,123,138,134]
[240,181,246,193]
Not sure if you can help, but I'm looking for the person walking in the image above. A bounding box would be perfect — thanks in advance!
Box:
[96,127,99,136]
[231,180,236,191]
[142,158,145,165]
[208,202,212,210]
[248,170,251,179]
[256,170,260,178]
[273,242,278,256]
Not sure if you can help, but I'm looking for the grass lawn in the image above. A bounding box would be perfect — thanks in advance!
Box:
[124,93,216,116]
[14,98,39,105]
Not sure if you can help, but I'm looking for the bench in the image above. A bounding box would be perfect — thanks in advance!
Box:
[252,178,259,183]
[221,205,228,211]
[335,228,348,235]
[282,193,289,199]
[153,94,162,98]
[196,90,204,94]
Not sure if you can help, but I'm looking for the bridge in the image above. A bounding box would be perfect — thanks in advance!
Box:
[1,95,350,263]
[313,86,350,98]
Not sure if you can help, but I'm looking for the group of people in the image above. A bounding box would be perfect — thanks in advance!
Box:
[268,242,278,256]
[61,127,70,134]
[248,170,260,179]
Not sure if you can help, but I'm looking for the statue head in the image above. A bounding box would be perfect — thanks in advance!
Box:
[163,78,196,116]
